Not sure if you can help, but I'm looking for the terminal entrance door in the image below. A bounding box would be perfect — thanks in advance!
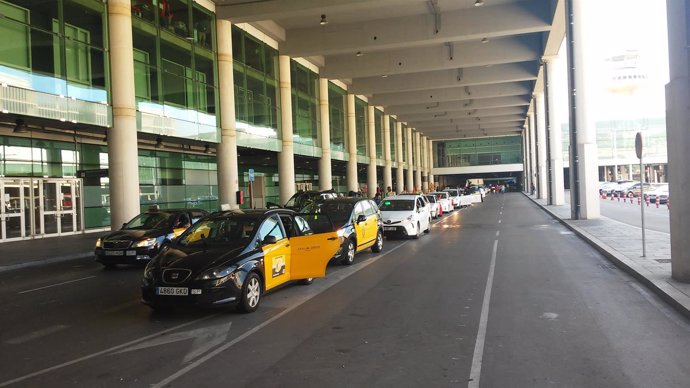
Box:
[0,178,83,242]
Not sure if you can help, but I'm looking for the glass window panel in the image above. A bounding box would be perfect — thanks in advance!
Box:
[244,34,264,73]
[131,0,156,23]
[0,2,30,69]
[167,0,189,38]
[355,99,367,156]
[192,6,212,50]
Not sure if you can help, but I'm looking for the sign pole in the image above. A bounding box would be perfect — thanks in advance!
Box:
[635,132,646,257]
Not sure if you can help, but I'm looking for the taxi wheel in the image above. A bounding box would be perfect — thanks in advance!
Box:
[341,239,356,265]
[371,230,383,253]
[425,218,431,233]
[412,223,421,239]
[299,278,314,285]
[238,272,262,313]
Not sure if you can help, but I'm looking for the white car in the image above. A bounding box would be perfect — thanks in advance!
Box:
[430,191,453,213]
[378,195,432,238]
[424,194,442,218]
[443,188,462,208]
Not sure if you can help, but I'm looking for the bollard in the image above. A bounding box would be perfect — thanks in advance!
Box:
[645,196,650,207]
[656,199,659,208]
[617,193,620,202]
[611,192,614,201]
[638,196,641,205]
[667,198,670,210]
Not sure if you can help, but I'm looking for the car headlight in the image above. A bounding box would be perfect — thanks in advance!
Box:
[133,238,157,248]
[143,262,155,280]
[196,265,237,280]
[336,229,346,237]
[95,238,102,248]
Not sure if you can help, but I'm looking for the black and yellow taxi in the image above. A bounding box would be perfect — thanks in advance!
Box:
[141,208,342,313]
[95,207,208,268]
[302,197,383,265]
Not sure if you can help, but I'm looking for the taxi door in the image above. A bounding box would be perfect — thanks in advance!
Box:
[352,201,368,251]
[289,231,341,279]
[171,213,191,238]
[258,215,291,291]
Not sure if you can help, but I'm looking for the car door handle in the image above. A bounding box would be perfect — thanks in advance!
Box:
[285,244,290,247]
[327,237,339,240]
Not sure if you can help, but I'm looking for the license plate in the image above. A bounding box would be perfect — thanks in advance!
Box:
[104,250,124,256]
[156,287,188,296]
[384,227,396,231]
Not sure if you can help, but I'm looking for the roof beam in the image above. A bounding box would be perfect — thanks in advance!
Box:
[410,115,525,129]
[431,129,521,140]
[321,35,542,79]
[350,62,537,95]
[282,0,551,56]
[371,82,532,107]
[386,96,531,115]
[397,106,527,122]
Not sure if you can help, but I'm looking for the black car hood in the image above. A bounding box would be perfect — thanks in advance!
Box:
[155,242,250,273]
[103,228,168,241]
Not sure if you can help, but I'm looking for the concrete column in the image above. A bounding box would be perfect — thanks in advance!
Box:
[421,136,429,192]
[216,19,239,209]
[523,128,528,192]
[428,140,434,190]
[395,122,404,194]
[107,0,140,228]
[318,78,332,190]
[278,55,295,204]
[367,105,377,197]
[529,111,537,194]
[406,126,414,193]
[414,132,422,192]
[346,94,358,192]
[566,0,599,219]
[545,57,565,205]
[628,164,633,180]
[536,92,548,199]
[383,114,393,193]
[665,0,690,281]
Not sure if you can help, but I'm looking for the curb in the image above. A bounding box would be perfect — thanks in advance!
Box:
[524,193,690,320]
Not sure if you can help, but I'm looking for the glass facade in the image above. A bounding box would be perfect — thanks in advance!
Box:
[437,136,523,167]
[401,125,407,163]
[328,83,347,153]
[290,61,319,147]
[232,26,279,140]
[375,109,383,160]
[355,98,367,156]
[131,0,217,141]
[389,117,397,162]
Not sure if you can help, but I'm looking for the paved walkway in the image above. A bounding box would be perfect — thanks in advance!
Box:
[526,193,690,319]
[0,230,102,273]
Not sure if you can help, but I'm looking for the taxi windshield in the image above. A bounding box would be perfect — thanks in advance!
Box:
[379,200,414,211]
[178,217,257,246]
[123,213,171,230]
[304,201,354,228]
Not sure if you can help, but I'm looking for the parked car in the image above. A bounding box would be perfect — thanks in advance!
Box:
[430,191,453,213]
[626,182,654,198]
[141,209,342,313]
[378,194,432,239]
[646,184,669,204]
[443,188,462,208]
[267,190,338,211]
[95,207,208,268]
[611,181,636,197]
[424,195,442,218]
[301,197,383,265]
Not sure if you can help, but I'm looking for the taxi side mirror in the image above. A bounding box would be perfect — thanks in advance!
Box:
[262,235,277,245]
[356,215,366,224]
[121,223,127,229]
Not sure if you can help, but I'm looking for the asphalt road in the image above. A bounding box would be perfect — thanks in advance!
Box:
[1,193,688,387]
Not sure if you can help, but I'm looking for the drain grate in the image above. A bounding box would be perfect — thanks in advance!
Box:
[655,259,672,264]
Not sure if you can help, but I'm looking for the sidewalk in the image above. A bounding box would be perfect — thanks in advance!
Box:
[0,231,103,273]
[526,193,690,319]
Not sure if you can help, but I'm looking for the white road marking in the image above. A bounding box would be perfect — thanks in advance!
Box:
[498,220,502,224]
[6,325,70,345]
[152,241,412,388]
[468,239,499,388]
[18,276,96,294]
[0,316,215,387]
[495,231,500,237]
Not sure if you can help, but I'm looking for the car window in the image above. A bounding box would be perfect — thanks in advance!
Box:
[361,200,375,217]
[124,212,170,229]
[379,199,414,211]
[190,211,206,223]
[294,216,314,236]
[353,202,365,220]
[178,217,257,246]
[304,201,354,228]
[257,215,285,242]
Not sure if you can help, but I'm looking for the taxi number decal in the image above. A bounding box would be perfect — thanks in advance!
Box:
[296,245,321,252]
[272,256,286,278]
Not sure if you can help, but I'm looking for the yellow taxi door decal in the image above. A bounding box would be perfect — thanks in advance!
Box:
[262,239,291,291]
[289,232,341,280]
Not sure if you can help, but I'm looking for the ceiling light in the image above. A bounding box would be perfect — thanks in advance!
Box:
[204,144,213,154]
[13,118,28,133]
[481,37,489,44]
[155,136,164,149]
[320,14,328,25]
[474,0,485,6]
[356,51,363,57]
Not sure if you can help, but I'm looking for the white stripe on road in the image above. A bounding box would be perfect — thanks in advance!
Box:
[468,239,499,388]
[18,276,96,294]
[495,231,500,237]
[6,325,70,345]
